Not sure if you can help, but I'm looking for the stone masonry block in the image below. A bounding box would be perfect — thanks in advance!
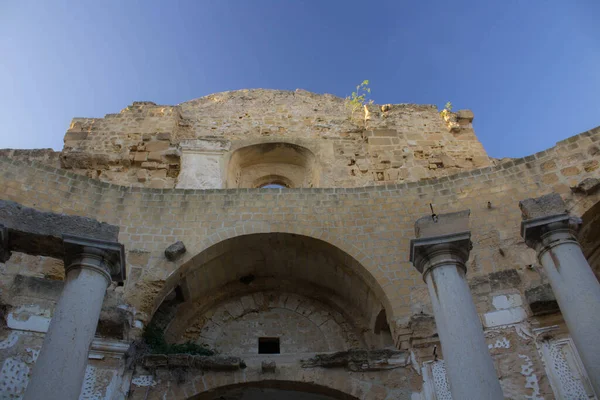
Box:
[165,241,186,261]
[414,209,470,238]
[525,283,560,316]
[0,200,119,260]
[571,177,600,195]
[456,110,474,122]
[519,193,566,220]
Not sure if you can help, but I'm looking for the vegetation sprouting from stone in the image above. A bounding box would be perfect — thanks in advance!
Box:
[345,80,374,114]
[143,323,214,356]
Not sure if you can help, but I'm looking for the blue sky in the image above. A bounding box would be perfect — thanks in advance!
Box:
[1,0,599,158]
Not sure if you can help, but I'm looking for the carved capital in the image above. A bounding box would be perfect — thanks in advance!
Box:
[520,214,580,255]
[0,225,10,263]
[63,235,126,283]
[410,232,472,281]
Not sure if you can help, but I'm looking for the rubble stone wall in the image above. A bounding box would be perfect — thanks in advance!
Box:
[57,90,491,189]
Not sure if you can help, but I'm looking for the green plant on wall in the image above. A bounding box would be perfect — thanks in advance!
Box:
[346,80,374,115]
[143,323,214,356]
[440,101,453,117]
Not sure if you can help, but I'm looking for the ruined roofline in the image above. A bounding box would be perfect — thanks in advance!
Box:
[1,124,597,194]
[108,89,438,110]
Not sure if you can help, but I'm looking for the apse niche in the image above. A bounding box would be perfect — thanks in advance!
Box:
[226,143,320,188]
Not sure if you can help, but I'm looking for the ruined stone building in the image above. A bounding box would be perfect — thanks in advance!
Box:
[0,89,599,399]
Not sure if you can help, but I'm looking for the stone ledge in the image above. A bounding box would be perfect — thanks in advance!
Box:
[301,349,408,372]
[142,354,245,370]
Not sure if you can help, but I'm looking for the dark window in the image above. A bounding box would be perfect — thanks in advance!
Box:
[258,337,280,354]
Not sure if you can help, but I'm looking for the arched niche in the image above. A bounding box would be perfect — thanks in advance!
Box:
[226,143,320,188]
[150,233,392,354]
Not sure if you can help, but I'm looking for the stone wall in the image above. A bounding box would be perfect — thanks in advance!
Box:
[0,92,599,398]
[58,90,490,189]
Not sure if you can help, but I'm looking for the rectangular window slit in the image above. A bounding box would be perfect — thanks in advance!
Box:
[258,337,280,354]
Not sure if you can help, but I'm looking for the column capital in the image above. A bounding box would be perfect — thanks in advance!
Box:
[63,235,126,283]
[410,232,472,280]
[0,224,10,263]
[520,214,581,254]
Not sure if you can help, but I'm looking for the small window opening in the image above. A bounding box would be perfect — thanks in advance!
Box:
[260,183,287,189]
[258,337,280,354]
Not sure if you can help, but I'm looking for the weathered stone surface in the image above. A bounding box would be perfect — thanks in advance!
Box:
[0,200,119,260]
[525,284,560,316]
[571,177,600,195]
[193,356,245,370]
[168,354,192,367]
[143,354,168,368]
[519,193,566,220]
[489,269,521,291]
[165,241,186,261]
[414,209,470,238]
[261,360,276,373]
[456,109,474,122]
[301,349,408,372]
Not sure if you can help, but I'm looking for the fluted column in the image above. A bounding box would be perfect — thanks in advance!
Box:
[522,212,600,395]
[410,210,503,400]
[24,235,125,400]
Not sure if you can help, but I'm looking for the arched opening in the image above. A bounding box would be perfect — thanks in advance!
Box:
[579,200,600,279]
[149,233,391,356]
[189,381,360,400]
[226,143,320,188]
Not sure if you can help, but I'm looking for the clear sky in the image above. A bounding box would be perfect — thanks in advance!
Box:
[1,0,599,158]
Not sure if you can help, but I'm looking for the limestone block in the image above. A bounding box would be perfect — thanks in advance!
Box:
[143,355,167,368]
[489,269,521,291]
[414,209,470,239]
[6,305,51,333]
[261,360,276,373]
[524,284,559,316]
[519,193,567,219]
[192,356,244,370]
[168,354,192,367]
[356,159,370,173]
[137,170,148,182]
[156,132,171,140]
[134,152,148,162]
[482,307,527,328]
[147,152,163,162]
[64,131,88,141]
[456,109,474,122]
[165,241,186,261]
[571,177,600,195]
[145,141,170,152]
[149,169,167,179]
[492,294,523,310]
[176,152,223,189]
[141,161,159,170]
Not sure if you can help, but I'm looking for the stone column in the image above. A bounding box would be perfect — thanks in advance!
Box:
[520,193,600,395]
[24,235,125,400]
[410,210,504,400]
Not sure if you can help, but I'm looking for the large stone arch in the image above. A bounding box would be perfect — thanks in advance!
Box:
[579,199,600,276]
[128,365,416,400]
[154,222,394,319]
[146,225,397,352]
[188,379,362,400]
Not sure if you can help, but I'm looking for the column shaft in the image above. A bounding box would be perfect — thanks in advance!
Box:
[538,230,600,394]
[24,256,110,400]
[426,263,504,400]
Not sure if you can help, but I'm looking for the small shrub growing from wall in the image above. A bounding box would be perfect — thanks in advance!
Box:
[143,323,214,356]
